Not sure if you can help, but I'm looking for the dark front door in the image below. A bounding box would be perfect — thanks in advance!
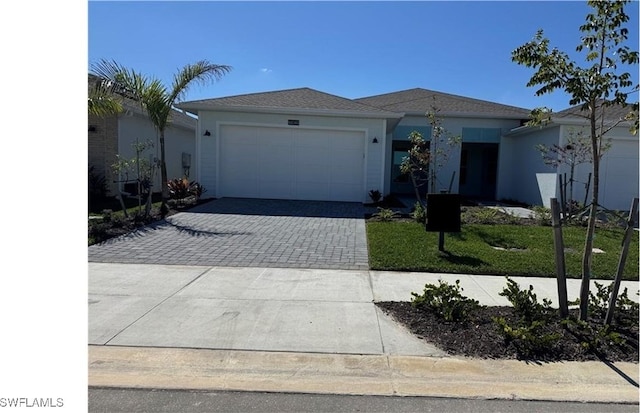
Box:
[459,143,498,200]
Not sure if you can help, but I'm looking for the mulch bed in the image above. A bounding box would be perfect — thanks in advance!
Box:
[88,198,212,245]
[376,301,639,362]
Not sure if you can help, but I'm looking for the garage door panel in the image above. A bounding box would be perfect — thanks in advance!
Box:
[330,184,363,201]
[259,181,294,199]
[298,164,330,182]
[221,179,258,198]
[295,183,330,200]
[332,149,363,164]
[331,166,362,185]
[331,133,363,149]
[222,128,257,146]
[219,125,365,202]
[296,145,330,160]
[259,146,293,180]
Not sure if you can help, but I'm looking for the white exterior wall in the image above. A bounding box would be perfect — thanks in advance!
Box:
[500,125,561,207]
[557,124,639,211]
[117,113,196,193]
[502,123,639,210]
[197,110,387,202]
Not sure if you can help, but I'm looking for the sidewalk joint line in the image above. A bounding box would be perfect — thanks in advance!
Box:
[103,266,213,345]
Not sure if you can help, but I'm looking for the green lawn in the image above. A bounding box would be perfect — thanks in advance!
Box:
[366,221,639,280]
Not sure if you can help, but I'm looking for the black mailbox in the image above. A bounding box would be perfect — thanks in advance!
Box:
[426,193,461,232]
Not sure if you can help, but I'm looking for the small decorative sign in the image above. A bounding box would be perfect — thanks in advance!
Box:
[288,119,300,126]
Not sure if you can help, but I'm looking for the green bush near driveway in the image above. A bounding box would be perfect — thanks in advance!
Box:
[366,222,639,280]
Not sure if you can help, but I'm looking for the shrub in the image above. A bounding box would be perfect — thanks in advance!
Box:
[101,209,113,223]
[89,166,108,200]
[190,181,206,199]
[531,206,552,226]
[168,178,207,204]
[412,202,426,224]
[372,207,399,222]
[368,189,382,203]
[168,177,191,201]
[570,281,640,325]
[561,317,626,354]
[494,317,562,357]
[411,279,481,322]
[493,277,561,357]
[498,277,554,323]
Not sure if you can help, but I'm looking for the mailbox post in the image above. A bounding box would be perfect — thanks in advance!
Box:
[425,193,461,251]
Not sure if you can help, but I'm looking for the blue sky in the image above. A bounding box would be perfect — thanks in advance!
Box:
[89,1,639,112]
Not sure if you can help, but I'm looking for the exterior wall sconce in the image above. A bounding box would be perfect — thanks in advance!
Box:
[372,137,378,143]
[203,130,211,136]
[88,125,97,132]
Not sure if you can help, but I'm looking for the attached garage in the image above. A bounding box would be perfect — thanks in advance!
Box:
[177,88,399,203]
[218,125,365,202]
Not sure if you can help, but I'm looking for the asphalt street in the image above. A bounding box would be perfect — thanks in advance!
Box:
[88,388,639,413]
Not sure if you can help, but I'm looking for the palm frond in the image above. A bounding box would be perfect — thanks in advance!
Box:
[88,80,123,117]
[169,60,232,104]
[90,59,149,102]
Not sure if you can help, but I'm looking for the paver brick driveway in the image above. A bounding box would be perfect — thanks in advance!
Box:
[88,198,369,270]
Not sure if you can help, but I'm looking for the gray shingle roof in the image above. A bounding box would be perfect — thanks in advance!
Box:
[178,87,399,117]
[355,88,531,119]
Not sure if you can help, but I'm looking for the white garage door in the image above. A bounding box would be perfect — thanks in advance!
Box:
[219,125,365,202]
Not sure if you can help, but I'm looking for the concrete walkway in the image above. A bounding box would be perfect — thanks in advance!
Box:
[89,263,640,403]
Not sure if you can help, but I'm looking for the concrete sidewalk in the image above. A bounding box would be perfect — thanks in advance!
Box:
[88,263,640,403]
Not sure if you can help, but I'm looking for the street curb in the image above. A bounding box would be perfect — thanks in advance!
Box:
[88,345,640,404]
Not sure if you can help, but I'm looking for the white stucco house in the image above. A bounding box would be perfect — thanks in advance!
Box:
[176,87,638,211]
[88,76,198,197]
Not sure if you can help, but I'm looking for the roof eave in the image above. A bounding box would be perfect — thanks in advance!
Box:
[503,116,634,137]
[176,103,403,119]
[402,110,530,120]
[122,102,197,130]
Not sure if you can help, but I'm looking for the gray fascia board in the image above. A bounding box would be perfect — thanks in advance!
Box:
[504,116,634,137]
[402,110,530,120]
[176,103,403,120]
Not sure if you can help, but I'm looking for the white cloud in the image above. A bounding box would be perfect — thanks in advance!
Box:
[260,68,273,74]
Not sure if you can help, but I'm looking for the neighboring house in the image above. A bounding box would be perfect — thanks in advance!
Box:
[176,87,638,210]
[88,75,197,197]
[502,103,638,210]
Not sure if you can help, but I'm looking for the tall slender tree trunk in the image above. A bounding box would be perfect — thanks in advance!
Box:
[579,107,600,321]
[159,129,169,214]
[410,173,425,209]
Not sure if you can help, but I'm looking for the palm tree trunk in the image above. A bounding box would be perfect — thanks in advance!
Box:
[159,128,169,214]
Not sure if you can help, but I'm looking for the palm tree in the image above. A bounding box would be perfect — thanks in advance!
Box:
[88,74,124,117]
[89,59,231,214]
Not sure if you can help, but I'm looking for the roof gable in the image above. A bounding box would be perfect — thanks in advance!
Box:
[178,87,397,117]
[355,88,531,119]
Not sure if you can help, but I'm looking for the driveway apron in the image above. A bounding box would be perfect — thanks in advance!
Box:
[88,198,369,270]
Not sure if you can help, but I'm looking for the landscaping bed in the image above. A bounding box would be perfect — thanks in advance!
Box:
[377,301,638,362]
[369,205,639,362]
[88,196,213,245]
